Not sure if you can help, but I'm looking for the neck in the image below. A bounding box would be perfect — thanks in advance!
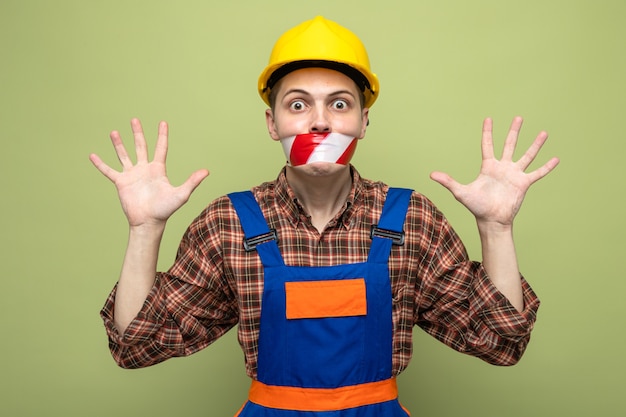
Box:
[285,165,352,232]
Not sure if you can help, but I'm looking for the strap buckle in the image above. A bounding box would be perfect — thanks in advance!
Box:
[243,229,278,252]
[370,225,405,246]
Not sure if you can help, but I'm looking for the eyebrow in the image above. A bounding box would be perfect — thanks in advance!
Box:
[281,88,358,100]
[282,88,311,98]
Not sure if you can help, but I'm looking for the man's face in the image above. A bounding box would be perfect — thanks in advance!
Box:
[266,67,369,174]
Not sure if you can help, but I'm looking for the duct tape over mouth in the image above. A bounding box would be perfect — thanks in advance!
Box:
[280,133,358,166]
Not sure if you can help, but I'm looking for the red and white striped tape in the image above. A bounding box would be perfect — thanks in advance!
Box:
[280,133,358,166]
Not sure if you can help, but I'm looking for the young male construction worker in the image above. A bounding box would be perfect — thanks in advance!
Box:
[90,16,559,416]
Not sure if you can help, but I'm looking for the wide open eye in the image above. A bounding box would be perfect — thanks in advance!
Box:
[289,100,306,111]
[331,99,349,111]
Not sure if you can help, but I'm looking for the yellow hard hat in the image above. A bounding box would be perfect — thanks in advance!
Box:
[258,16,379,108]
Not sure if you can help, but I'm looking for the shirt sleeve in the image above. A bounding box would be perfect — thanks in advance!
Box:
[410,196,540,366]
[100,204,239,369]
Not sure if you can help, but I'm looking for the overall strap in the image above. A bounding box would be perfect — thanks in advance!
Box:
[228,191,284,267]
[368,187,413,263]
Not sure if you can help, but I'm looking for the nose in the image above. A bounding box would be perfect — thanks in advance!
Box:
[309,107,331,133]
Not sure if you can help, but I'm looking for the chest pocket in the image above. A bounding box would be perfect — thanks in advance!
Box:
[285,278,367,319]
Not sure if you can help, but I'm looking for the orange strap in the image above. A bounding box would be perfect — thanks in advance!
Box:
[247,378,398,412]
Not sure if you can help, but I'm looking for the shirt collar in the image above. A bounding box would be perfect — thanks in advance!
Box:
[275,165,364,230]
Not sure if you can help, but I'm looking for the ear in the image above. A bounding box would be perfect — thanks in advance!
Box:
[265,109,281,141]
[358,107,370,139]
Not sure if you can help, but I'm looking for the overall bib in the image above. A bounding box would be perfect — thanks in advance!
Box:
[230,188,412,416]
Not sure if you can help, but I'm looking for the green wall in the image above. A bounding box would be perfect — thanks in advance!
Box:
[1,1,624,416]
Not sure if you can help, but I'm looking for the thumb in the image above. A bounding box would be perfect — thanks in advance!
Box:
[429,171,459,193]
[179,169,210,197]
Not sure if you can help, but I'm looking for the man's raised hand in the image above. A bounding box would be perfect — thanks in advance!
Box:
[430,117,560,227]
[89,118,209,228]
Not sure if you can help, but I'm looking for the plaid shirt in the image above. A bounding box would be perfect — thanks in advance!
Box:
[101,167,540,376]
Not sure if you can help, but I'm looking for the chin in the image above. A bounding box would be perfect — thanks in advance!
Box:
[289,162,349,177]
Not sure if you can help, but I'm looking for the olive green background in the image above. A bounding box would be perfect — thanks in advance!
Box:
[1,0,624,416]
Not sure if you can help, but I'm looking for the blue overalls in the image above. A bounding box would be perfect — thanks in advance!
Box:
[229,188,412,416]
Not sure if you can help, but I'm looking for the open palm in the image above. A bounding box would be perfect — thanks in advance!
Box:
[430,117,559,226]
[89,119,209,227]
